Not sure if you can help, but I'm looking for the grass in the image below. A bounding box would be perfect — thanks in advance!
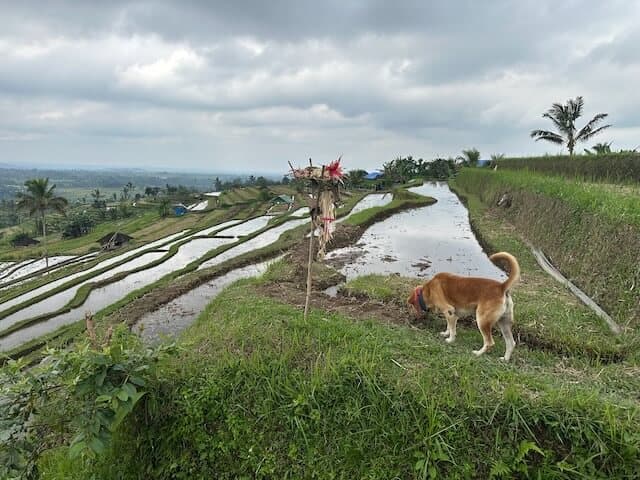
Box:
[453,168,640,327]
[0,209,159,261]
[459,169,640,227]
[498,152,640,183]
[40,280,640,478]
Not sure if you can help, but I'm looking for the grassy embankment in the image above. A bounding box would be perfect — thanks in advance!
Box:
[497,152,640,183]
[452,168,639,333]
[39,283,640,478]
[38,179,639,478]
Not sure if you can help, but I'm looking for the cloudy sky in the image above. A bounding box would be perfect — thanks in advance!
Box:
[1,0,639,173]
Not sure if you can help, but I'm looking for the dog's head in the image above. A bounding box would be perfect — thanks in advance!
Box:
[407,285,429,318]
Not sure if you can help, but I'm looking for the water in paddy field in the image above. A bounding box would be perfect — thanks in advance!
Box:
[134,259,277,343]
[198,218,308,270]
[290,207,309,217]
[0,251,168,334]
[0,230,190,314]
[326,182,506,281]
[339,193,393,221]
[0,217,278,352]
[0,254,99,289]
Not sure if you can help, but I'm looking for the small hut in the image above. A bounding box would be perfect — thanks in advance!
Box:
[10,234,40,247]
[97,232,133,250]
[271,194,294,206]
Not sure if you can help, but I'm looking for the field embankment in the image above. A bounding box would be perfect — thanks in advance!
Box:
[453,168,640,330]
[37,183,640,478]
[497,152,640,183]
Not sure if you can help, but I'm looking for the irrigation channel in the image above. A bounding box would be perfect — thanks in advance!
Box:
[326,182,506,281]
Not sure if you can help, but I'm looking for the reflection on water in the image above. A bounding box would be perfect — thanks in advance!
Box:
[326,182,506,281]
[0,230,190,313]
[198,218,308,270]
[0,251,167,334]
[134,260,276,343]
[0,217,279,351]
[339,193,393,221]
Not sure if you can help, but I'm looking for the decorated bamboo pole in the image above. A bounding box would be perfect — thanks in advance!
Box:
[289,158,344,321]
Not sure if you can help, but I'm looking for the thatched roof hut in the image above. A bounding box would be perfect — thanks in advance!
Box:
[97,232,133,250]
[10,234,40,247]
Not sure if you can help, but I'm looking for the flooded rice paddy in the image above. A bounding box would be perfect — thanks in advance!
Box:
[134,260,276,343]
[0,217,285,351]
[326,182,506,281]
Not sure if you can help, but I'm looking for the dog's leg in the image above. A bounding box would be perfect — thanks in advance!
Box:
[498,295,516,361]
[442,307,458,343]
[473,307,497,356]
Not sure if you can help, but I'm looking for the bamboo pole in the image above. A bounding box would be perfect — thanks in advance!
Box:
[303,168,323,320]
[303,217,314,320]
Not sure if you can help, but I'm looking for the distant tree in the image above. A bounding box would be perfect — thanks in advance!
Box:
[426,158,456,179]
[214,177,223,191]
[256,176,268,189]
[112,193,117,201]
[158,198,171,217]
[490,153,505,162]
[258,189,271,201]
[584,141,613,155]
[530,96,611,155]
[281,175,290,185]
[62,212,95,238]
[248,175,256,186]
[144,186,161,198]
[457,148,481,166]
[346,169,367,188]
[383,157,416,184]
[16,178,68,267]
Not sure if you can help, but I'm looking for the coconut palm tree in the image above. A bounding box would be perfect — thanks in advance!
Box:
[584,141,613,155]
[457,148,481,166]
[530,96,611,155]
[16,178,68,267]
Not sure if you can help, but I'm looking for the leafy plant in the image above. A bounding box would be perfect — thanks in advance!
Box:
[0,317,175,479]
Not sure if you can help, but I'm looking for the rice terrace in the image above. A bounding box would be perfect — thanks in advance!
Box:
[1,2,640,479]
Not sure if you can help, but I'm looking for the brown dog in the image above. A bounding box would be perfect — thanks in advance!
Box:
[407,252,520,361]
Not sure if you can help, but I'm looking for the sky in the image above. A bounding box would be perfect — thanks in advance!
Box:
[1,0,639,174]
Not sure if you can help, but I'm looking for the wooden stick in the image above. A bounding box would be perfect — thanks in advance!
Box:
[303,216,314,321]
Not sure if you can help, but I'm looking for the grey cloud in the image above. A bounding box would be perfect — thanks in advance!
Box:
[0,0,639,171]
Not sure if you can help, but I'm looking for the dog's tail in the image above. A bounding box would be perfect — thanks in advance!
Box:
[490,252,520,292]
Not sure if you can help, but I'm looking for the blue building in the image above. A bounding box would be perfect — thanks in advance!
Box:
[173,204,189,216]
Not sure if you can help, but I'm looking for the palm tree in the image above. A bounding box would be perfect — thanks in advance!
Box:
[16,178,68,267]
[584,141,613,155]
[530,96,610,155]
[457,148,481,166]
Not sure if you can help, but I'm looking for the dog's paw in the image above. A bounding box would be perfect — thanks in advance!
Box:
[445,336,455,344]
[439,331,450,337]
[499,356,511,362]
[472,349,483,356]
